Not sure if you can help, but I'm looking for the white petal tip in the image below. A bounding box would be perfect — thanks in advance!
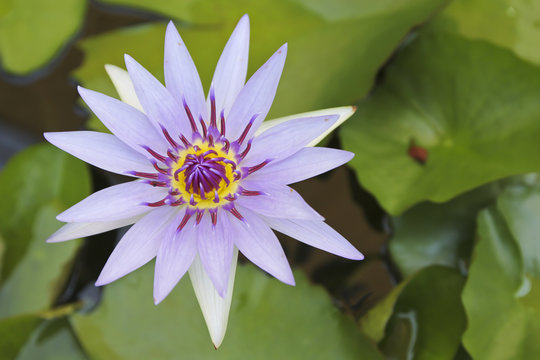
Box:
[104,64,123,76]
[45,235,70,243]
[209,327,227,349]
[212,339,223,349]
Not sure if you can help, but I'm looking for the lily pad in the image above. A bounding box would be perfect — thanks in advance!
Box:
[0,0,86,75]
[72,263,382,359]
[341,29,540,215]
[389,184,500,277]
[462,207,540,359]
[0,144,90,317]
[77,0,447,131]
[435,0,540,65]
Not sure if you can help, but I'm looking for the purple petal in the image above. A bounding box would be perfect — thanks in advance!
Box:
[236,180,323,220]
[47,214,145,243]
[226,206,294,285]
[78,86,167,155]
[164,21,207,124]
[44,131,154,176]
[197,211,234,298]
[96,206,178,286]
[262,216,364,260]
[57,181,167,222]
[210,14,249,117]
[226,44,287,140]
[247,147,354,184]
[153,210,198,304]
[125,54,192,138]
[241,115,338,166]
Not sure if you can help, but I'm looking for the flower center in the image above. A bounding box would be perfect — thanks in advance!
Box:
[169,142,240,208]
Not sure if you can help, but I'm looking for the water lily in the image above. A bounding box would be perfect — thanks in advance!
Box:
[44,14,363,347]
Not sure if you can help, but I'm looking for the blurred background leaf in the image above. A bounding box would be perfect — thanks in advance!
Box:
[76,0,447,131]
[0,0,87,75]
[435,0,540,65]
[72,263,382,359]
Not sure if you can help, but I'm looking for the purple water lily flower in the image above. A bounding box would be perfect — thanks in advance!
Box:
[44,14,363,347]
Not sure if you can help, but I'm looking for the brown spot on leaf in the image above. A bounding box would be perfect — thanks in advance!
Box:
[408,141,428,164]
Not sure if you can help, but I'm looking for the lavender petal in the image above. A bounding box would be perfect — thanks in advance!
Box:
[78,86,167,155]
[197,212,234,298]
[241,114,338,166]
[226,206,294,286]
[164,21,207,125]
[47,214,145,243]
[262,216,364,260]
[210,14,250,118]
[57,181,167,222]
[44,131,154,176]
[236,180,323,221]
[96,207,178,286]
[154,210,198,304]
[226,44,287,140]
[125,54,193,138]
[246,147,354,184]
